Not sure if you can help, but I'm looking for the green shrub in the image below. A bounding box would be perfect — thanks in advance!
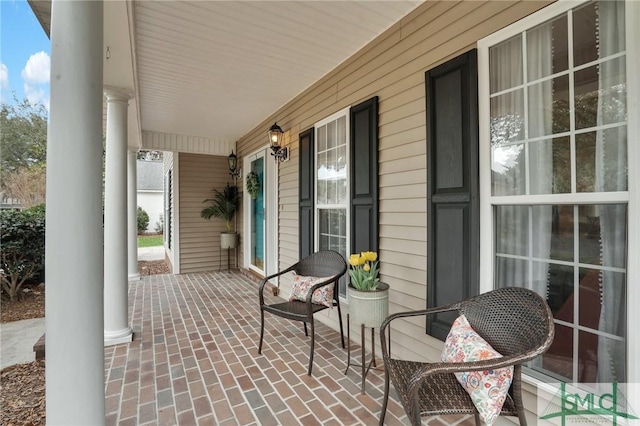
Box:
[0,204,46,300]
[154,213,164,234]
[137,207,149,234]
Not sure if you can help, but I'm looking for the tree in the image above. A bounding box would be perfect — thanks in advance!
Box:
[0,98,48,184]
[2,165,46,208]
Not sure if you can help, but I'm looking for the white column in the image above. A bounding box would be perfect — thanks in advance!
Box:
[103,87,133,345]
[46,1,105,424]
[128,150,140,280]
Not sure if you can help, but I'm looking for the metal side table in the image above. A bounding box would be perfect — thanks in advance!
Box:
[344,313,384,394]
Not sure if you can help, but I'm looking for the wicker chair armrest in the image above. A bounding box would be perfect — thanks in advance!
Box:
[258,265,296,305]
[380,305,459,359]
[406,352,540,400]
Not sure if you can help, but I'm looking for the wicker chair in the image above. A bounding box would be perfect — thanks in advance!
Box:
[379,287,555,426]
[258,250,347,375]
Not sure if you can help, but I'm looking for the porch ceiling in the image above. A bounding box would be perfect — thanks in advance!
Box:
[28,0,423,149]
[133,1,422,144]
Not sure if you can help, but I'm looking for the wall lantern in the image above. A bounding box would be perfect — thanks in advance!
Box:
[268,122,288,163]
[228,150,240,179]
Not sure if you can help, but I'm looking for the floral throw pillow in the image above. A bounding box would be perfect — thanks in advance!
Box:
[289,275,334,308]
[441,315,513,426]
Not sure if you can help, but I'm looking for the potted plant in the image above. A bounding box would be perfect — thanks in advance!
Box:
[347,251,389,328]
[201,183,240,249]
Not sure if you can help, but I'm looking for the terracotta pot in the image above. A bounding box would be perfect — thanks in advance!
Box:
[348,282,389,328]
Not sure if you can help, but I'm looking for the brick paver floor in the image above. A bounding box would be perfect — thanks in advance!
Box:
[104,271,474,425]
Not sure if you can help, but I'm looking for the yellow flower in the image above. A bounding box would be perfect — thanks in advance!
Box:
[349,254,361,267]
[363,263,370,272]
[362,251,377,262]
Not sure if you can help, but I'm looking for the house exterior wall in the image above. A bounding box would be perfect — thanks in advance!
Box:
[236,0,552,362]
[178,153,238,273]
[137,191,163,233]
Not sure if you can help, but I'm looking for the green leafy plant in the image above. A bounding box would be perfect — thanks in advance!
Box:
[0,205,46,300]
[348,251,380,291]
[246,171,260,199]
[154,213,164,234]
[201,183,240,233]
[137,207,149,234]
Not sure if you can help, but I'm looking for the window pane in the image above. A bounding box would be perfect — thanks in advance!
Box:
[532,205,574,261]
[527,15,568,80]
[573,1,599,66]
[490,90,524,145]
[576,127,627,193]
[337,116,346,147]
[495,205,529,256]
[495,257,528,288]
[316,151,327,205]
[575,58,627,130]
[579,332,625,384]
[542,324,574,381]
[337,146,347,204]
[573,1,625,67]
[327,120,337,149]
[529,137,570,194]
[317,125,327,152]
[578,268,626,338]
[578,204,627,268]
[318,208,347,296]
[490,35,522,93]
[527,75,569,138]
[492,143,525,196]
[545,263,574,319]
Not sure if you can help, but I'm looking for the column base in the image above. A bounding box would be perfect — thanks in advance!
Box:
[128,273,141,281]
[104,326,133,346]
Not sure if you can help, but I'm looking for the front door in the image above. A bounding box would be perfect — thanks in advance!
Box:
[244,148,278,277]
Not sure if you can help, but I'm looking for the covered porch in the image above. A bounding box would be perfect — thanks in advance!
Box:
[104,270,472,426]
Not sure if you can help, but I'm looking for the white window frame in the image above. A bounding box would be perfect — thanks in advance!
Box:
[478,0,639,390]
[314,107,350,299]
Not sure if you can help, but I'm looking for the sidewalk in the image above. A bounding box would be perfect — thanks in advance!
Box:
[0,318,46,370]
[137,245,164,261]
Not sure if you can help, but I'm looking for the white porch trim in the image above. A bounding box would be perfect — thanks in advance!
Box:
[142,130,234,156]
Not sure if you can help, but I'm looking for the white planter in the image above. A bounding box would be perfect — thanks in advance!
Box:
[220,232,237,249]
[348,282,389,328]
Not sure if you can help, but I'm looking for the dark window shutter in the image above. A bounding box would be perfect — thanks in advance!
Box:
[426,50,479,340]
[350,96,379,255]
[299,128,315,259]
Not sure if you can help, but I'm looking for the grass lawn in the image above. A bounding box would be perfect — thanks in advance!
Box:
[138,234,163,247]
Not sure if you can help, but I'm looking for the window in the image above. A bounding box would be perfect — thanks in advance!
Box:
[315,109,349,297]
[479,0,629,384]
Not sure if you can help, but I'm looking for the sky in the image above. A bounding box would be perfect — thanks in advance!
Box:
[1,0,51,109]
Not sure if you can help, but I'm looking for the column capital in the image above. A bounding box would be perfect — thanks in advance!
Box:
[104,86,133,103]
